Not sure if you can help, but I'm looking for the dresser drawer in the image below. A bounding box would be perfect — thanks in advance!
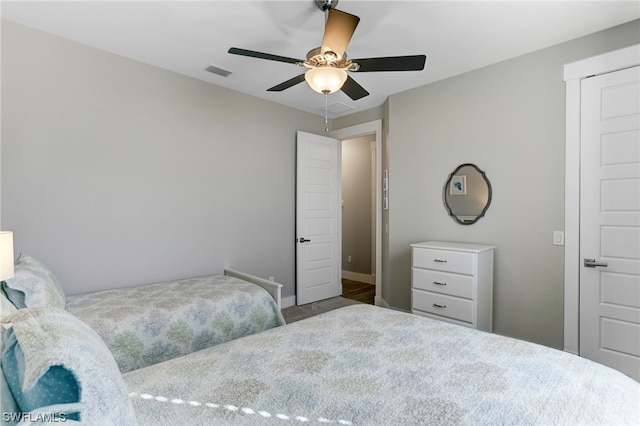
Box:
[412,290,473,324]
[412,268,473,299]
[412,247,474,274]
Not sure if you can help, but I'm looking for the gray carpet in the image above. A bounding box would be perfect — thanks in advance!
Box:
[281,296,363,323]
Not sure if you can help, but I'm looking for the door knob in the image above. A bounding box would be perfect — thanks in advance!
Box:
[584,258,608,268]
[298,238,311,243]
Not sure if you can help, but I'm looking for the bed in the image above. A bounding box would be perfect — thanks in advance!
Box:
[1,254,285,372]
[64,269,285,372]
[2,304,638,425]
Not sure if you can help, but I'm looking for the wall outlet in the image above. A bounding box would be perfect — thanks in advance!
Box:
[347,255,352,263]
[268,276,275,282]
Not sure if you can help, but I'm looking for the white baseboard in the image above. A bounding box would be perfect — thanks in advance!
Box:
[281,295,296,309]
[374,296,388,307]
[374,296,410,313]
[342,270,375,285]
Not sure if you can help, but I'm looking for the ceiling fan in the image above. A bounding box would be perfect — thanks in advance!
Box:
[228,0,427,101]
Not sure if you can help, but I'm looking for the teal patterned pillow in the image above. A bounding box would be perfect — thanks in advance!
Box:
[1,369,20,426]
[2,254,66,309]
[2,330,80,420]
[1,327,20,426]
[1,307,137,424]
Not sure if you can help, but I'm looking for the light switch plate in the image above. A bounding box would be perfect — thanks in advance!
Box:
[553,231,565,246]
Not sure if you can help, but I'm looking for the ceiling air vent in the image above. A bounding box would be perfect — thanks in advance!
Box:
[326,102,354,115]
[205,64,232,77]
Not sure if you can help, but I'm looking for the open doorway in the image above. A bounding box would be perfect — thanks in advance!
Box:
[292,121,382,310]
[331,120,382,306]
[341,134,376,304]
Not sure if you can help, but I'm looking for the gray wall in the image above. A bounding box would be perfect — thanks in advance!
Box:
[341,135,374,275]
[386,19,640,349]
[1,20,326,297]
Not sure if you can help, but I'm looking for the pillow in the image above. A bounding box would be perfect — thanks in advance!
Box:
[2,254,66,309]
[1,365,20,426]
[1,324,20,426]
[1,306,137,424]
[1,288,18,319]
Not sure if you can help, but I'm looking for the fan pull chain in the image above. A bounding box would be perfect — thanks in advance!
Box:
[324,91,329,132]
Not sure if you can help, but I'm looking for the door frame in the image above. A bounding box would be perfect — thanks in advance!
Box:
[563,44,640,354]
[331,119,383,305]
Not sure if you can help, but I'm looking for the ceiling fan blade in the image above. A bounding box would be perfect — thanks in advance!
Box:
[341,75,369,100]
[353,55,427,72]
[267,74,306,92]
[228,47,302,64]
[321,9,360,60]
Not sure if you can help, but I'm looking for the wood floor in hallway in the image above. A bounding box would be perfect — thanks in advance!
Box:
[341,278,375,304]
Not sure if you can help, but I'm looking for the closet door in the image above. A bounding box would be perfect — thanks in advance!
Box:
[579,65,640,380]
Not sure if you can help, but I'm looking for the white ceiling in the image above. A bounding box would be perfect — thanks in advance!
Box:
[2,1,639,118]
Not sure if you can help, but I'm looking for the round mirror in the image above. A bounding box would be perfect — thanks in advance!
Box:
[443,163,492,225]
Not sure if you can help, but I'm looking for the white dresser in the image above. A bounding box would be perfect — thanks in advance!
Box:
[411,241,494,331]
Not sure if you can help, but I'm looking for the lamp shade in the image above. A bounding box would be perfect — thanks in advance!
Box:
[305,67,348,94]
[0,231,14,281]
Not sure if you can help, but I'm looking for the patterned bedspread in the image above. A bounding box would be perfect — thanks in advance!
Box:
[123,304,639,426]
[66,275,285,373]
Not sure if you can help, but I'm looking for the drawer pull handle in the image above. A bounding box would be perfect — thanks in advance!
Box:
[433,303,447,309]
[433,259,448,263]
[433,281,447,286]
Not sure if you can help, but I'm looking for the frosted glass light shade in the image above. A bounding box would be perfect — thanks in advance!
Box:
[305,67,348,94]
[0,231,14,281]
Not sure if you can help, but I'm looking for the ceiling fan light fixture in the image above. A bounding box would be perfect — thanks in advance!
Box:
[227,2,426,102]
[305,66,347,94]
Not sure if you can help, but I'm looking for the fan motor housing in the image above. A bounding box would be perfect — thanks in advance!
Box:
[315,0,339,11]
[300,47,359,71]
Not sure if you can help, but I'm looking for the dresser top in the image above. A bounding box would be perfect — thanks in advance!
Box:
[411,241,495,253]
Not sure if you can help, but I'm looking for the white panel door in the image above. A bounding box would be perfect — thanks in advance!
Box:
[296,131,341,305]
[580,65,640,380]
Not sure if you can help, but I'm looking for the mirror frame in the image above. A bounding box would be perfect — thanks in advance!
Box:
[443,163,492,225]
